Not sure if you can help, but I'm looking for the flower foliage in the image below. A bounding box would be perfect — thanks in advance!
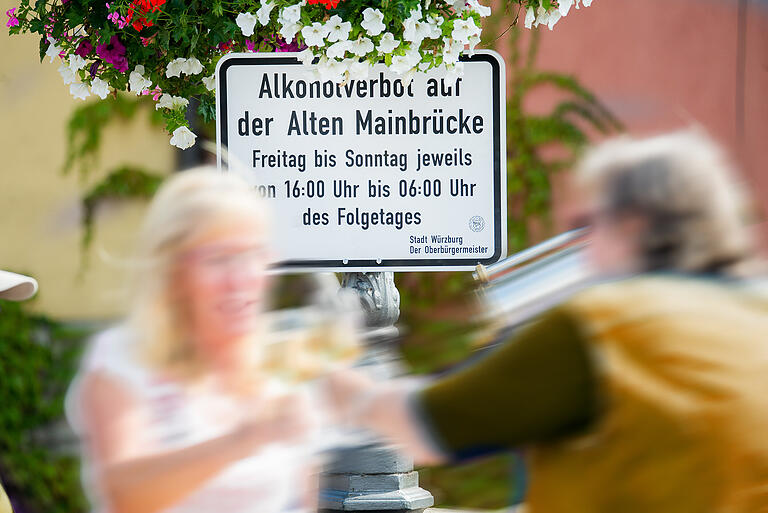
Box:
[7,0,593,148]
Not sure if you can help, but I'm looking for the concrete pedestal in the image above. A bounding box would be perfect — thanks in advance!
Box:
[319,442,434,513]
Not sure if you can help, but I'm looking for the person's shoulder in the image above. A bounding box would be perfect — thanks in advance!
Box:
[78,322,152,389]
[565,273,768,325]
[84,323,135,365]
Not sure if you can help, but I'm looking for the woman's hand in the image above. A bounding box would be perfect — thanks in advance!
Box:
[322,369,378,426]
[235,392,313,451]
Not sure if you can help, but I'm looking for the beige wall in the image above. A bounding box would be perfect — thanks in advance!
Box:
[1,3,174,320]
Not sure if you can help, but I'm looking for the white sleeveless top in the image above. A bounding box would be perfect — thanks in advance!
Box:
[66,325,319,513]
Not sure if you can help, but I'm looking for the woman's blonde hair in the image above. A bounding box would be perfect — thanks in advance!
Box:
[578,130,756,275]
[128,167,269,377]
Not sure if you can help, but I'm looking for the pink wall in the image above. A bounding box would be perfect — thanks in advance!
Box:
[499,0,768,241]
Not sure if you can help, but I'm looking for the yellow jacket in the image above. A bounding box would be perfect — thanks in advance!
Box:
[528,276,768,513]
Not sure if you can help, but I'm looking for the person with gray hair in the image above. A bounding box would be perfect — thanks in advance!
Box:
[0,270,38,513]
[327,130,768,513]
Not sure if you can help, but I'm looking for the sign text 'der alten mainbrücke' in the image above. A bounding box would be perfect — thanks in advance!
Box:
[216,51,506,272]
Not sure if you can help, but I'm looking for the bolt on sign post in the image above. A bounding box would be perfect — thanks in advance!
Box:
[216,51,507,272]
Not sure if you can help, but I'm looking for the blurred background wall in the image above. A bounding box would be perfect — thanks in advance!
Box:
[520,0,768,236]
[1,0,174,320]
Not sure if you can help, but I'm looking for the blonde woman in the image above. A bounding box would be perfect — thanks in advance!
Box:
[67,169,320,513]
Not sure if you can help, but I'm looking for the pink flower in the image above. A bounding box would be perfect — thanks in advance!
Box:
[106,3,128,28]
[141,86,163,101]
[6,7,19,28]
[245,39,255,52]
[140,36,152,46]
[107,10,128,28]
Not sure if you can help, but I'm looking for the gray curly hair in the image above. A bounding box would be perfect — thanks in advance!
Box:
[578,130,756,275]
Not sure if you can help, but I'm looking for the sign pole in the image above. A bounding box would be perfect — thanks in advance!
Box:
[319,271,434,513]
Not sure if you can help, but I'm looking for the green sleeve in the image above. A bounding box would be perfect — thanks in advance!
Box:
[411,307,600,459]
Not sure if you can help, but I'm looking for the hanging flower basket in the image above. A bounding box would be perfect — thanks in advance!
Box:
[6,0,593,149]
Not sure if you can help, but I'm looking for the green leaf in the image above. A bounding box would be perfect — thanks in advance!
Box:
[81,166,165,250]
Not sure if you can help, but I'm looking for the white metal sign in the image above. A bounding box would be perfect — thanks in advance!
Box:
[216,51,506,272]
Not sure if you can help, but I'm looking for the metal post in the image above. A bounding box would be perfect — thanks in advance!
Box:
[318,271,434,513]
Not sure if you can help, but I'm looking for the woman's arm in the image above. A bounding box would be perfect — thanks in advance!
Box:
[325,373,448,465]
[327,307,600,463]
[79,372,304,513]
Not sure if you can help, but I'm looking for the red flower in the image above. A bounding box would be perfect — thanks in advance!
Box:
[125,0,166,31]
[307,0,342,9]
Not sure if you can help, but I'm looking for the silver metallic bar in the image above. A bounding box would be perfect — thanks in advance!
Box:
[474,227,588,283]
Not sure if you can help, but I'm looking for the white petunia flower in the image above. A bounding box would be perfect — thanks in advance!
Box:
[155,94,189,110]
[452,0,466,13]
[546,9,561,29]
[326,40,351,59]
[467,0,491,16]
[361,8,385,36]
[301,22,329,47]
[166,57,186,78]
[69,82,90,100]
[298,48,316,65]
[129,65,152,94]
[445,60,464,77]
[582,0,593,7]
[280,4,302,24]
[559,0,574,16]
[326,15,352,42]
[377,32,400,54]
[451,18,480,44]
[349,37,374,57]
[405,46,422,66]
[58,63,77,85]
[236,12,258,36]
[316,57,346,82]
[256,0,276,25]
[170,126,197,149]
[202,75,216,91]
[279,22,302,43]
[524,7,535,28]
[181,57,203,75]
[68,54,87,71]
[442,37,462,65]
[400,68,417,86]
[403,9,430,46]
[389,54,413,74]
[45,37,63,63]
[346,59,371,79]
[90,77,110,99]
[426,14,444,39]
[467,34,481,55]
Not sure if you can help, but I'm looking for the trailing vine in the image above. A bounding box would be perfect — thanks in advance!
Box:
[63,94,163,178]
[81,165,165,250]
